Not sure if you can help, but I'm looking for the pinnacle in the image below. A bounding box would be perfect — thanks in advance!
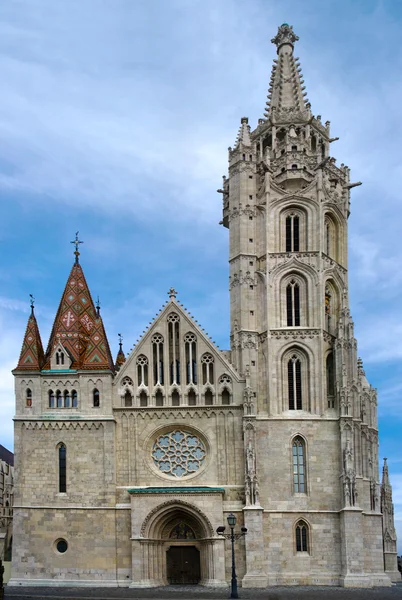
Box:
[233,117,251,148]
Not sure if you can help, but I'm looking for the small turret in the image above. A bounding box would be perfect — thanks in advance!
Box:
[14,296,45,372]
[115,333,126,370]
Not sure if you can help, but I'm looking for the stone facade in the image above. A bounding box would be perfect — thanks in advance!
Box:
[0,445,14,567]
[10,23,399,588]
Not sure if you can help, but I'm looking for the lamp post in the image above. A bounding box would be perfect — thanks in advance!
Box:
[216,512,247,599]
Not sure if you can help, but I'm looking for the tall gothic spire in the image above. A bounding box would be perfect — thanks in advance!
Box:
[115,333,126,370]
[43,261,114,371]
[264,23,310,118]
[233,117,252,148]
[14,300,45,371]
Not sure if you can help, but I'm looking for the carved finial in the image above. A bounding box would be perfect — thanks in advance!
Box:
[70,231,83,264]
[168,287,177,300]
[271,23,299,54]
[96,296,101,317]
[29,294,35,315]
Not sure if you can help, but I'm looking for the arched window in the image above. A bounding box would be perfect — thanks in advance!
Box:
[292,437,306,493]
[139,390,148,407]
[26,388,32,407]
[326,352,335,407]
[286,214,299,252]
[221,388,231,405]
[64,390,70,408]
[172,389,180,406]
[152,334,164,386]
[49,390,55,409]
[56,390,62,409]
[58,444,66,493]
[184,333,197,385]
[288,355,302,410]
[136,355,148,387]
[124,390,132,407]
[201,354,214,385]
[188,388,196,406]
[155,389,164,407]
[204,388,213,405]
[168,313,180,385]
[286,280,300,326]
[93,389,100,407]
[71,390,78,408]
[56,350,64,366]
[324,214,338,260]
[295,520,309,552]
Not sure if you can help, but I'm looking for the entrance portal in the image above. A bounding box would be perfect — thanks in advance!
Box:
[167,546,201,584]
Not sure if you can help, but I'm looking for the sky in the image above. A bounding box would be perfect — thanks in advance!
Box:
[0,0,402,554]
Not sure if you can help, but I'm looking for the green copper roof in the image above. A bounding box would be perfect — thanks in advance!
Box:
[128,486,225,494]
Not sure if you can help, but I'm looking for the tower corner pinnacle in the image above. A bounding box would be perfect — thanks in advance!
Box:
[271,23,299,54]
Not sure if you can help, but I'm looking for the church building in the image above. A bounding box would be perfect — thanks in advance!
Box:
[10,24,400,588]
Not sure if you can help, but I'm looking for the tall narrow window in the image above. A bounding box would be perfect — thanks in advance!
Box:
[93,389,100,407]
[221,388,231,405]
[49,390,55,408]
[139,390,147,407]
[286,280,300,326]
[204,388,213,405]
[288,355,302,410]
[124,390,132,407]
[293,438,306,493]
[71,390,78,408]
[188,388,196,406]
[286,214,299,252]
[152,334,164,386]
[155,389,164,407]
[64,390,70,408]
[201,354,214,385]
[295,520,309,552]
[326,352,335,407]
[56,390,62,408]
[184,333,197,385]
[58,444,66,493]
[136,355,149,386]
[168,314,180,385]
[172,389,180,406]
[26,388,32,407]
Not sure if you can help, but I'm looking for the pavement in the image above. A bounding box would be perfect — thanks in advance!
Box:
[3,583,402,600]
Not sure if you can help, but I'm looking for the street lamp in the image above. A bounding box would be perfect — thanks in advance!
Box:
[216,512,247,599]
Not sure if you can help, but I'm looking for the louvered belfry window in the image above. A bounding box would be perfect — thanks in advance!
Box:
[288,355,302,410]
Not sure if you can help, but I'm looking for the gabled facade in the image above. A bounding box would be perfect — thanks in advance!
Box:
[10,24,399,589]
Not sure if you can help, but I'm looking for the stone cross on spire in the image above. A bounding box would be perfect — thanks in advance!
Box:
[71,231,83,264]
[168,287,177,300]
[29,294,35,315]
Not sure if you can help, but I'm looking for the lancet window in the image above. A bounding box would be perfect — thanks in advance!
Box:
[288,355,302,410]
[139,390,148,407]
[295,520,309,552]
[64,390,70,408]
[56,390,63,408]
[26,388,32,407]
[184,333,197,385]
[93,389,100,407]
[172,389,180,406]
[292,437,306,493]
[286,214,300,252]
[326,352,335,407]
[201,354,214,385]
[155,389,164,407]
[124,390,132,407]
[49,390,55,408]
[56,350,65,366]
[204,388,213,405]
[72,390,78,408]
[188,388,196,406]
[136,355,149,387]
[58,443,66,493]
[286,280,300,326]
[152,334,164,386]
[168,314,180,385]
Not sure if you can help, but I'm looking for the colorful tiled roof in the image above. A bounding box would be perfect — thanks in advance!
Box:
[44,262,114,371]
[15,307,45,371]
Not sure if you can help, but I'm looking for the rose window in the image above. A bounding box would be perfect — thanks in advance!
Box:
[152,430,206,478]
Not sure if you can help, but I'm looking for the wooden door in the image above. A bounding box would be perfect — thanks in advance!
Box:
[167,545,200,584]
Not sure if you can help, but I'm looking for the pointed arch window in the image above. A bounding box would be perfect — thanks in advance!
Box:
[288,356,302,410]
[26,388,32,407]
[286,280,300,326]
[188,388,196,406]
[49,390,55,409]
[71,390,78,408]
[295,520,309,552]
[221,388,231,405]
[155,389,164,407]
[292,437,306,493]
[136,355,149,387]
[286,214,299,252]
[204,388,213,405]
[152,334,164,386]
[184,333,197,385]
[58,444,66,493]
[201,354,214,385]
[124,390,132,407]
[168,313,180,385]
[56,350,65,366]
[93,389,100,407]
[326,352,335,408]
[56,390,63,409]
[139,390,148,407]
[171,389,180,406]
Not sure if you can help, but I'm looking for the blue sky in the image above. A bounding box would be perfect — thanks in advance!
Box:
[1,0,402,553]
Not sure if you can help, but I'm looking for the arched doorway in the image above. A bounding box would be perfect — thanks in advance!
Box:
[134,499,226,587]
